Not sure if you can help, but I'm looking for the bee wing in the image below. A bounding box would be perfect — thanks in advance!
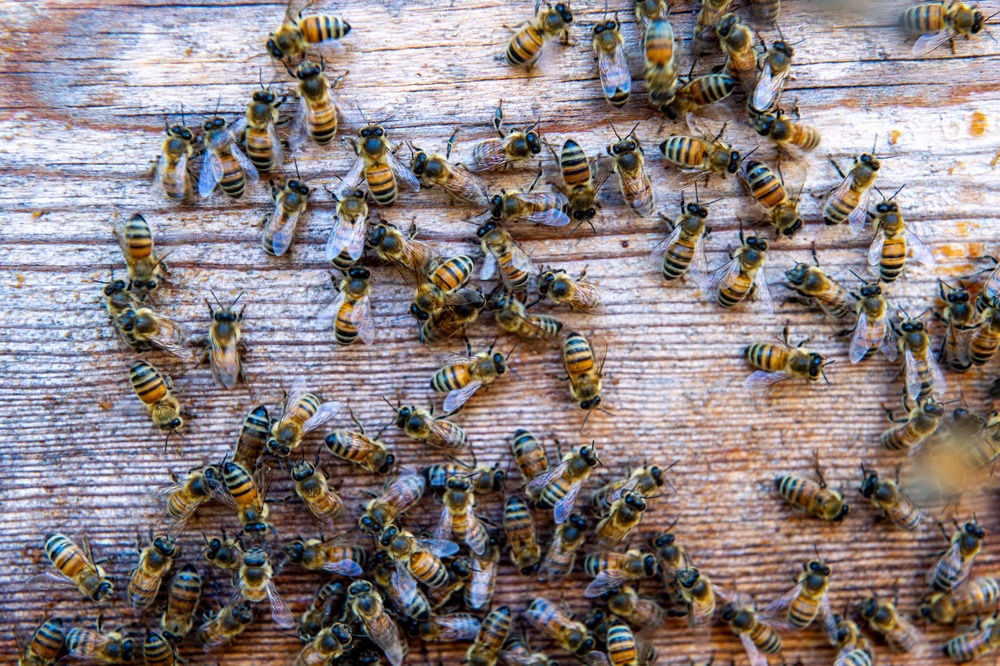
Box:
[665,167,714,193]
[607,476,640,505]
[438,352,481,366]
[598,40,632,101]
[568,282,604,312]
[392,560,419,605]
[150,316,190,359]
[387,149,421,193]
[351,294,376,345]
[227,116,248,145]
[585,652,613,666]
[267,119,284,167]
[740,633,770,666]
[690,234,711,288]
[867,231,885,268]
[150,480,201,525]
[930,351,947,397]
[265,581,294,629]
[433,505,453,542]
[340,154,366,193]
[913,28,956,57]
[928,542,962,586]
[850,313,880,364]
[364,613,405,666]
[302,401,342,434]
[585,568,629,598]
[198,150,224,198]
[267,206,300,257]
[480,247,498,281]
[744,369,792,390]
[526,459,571,497]
[443,380,484,413]
[210,334,242,391]
[834,645,858,666]
[905,228,936,267]
[822,172,854,224]
[848,184,876,236]
[752,62,788,114]
[316,289,349,330]
[503,243,536,291]
[423,417,466,448]
[469,138,510,172]
[514,193,572,227]
[204,476,241,515]
[648,224,685,269]
[881,321,899,362]
[466,557,497,610]
[288,97,310,153]
[618,165,655,218]
[321,557,364,577]
[689,103,734,125]
[253,464,273,509]
[763,582,804,617]
[705,255,742,291]
[553,478,585,525]
[749,266,775,315]
[230,144,259,184]
[417,538,460,558]
[331,212,367,263]
[153,154,169,193]
[817,592,839,645]
[463,510,489,556]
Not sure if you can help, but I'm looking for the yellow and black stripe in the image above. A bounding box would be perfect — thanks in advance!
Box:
[749,620,782,654]
[129,361,168,406]
[366,163,397,206]
[431,362,472,393]
[661,136,706,169]
[162,563,201,641]
[123,214,153,260]
[563,332,596,377]
[308,98,337,145]
[684,73,735,106]
[222,461,260,509]
[335,301,359,345]
[245,126,276,172]
[877,235,906,282]
[746,342,790,372]
[25,618,65,662]
[970,313,1000,366]
[408,551,449,588]
[217,151,247,199]
[142,632,176,666]
[300,15,351,43]
[742,160,787,209]
[431,255,474,292]
[560,140,591,187]
[507,24,545,67]
[606,623,637,665]
[902,3,946,33]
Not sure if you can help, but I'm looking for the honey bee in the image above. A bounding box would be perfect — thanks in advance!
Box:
[595,492,648,550]
[832,616,875,666]
[205,292,245,389]
[230,77,284,173]
[500,632,558,666]
[466,535,500,611]
[490,289,564,340]
[525,597,596,657]
[903,2,991,56]
[693,0,733,55]
[485,182,572,228]
[546,139,610,229]
[115,213,166,297]
[372,550,433,621]
[196,599,255,652]
[776,456,850,521]
[593,17,631,108]
[751,39,794,114]
[295,623,353,666]
[744,326,831,389]
[644,17,680,110]
[212,460,273,537]
[198,112,258,199]
[262,177,310,257]
[421,296,488,345]
[423,557,473,611]
[291,457,344,525]
[348,580,405,666]
[752,0,780,24]
[465,606,512,666]
[118,305,188,358]
[847,280,896,363]
[859,594,925,653]
[379,525,460,605]
[411,254,478,321]
[562,332,607,417]
[975,259,1000,315]
[705,228,773,313]
[737,158,803,237]
[660,123,740,189]
[604,585,666,628]
[424,460,504,497]
[635,0,669,32]
[822,145,881,230]
[661,73,738,121]
[286,537,368,577]
[607,121,655,218]
[528,441,601,523]
[161,563,201,643]
[959,412,1000,470]
[882,397,944,453]
[511,428,550,487]
[539,513,588,582]
[752,108,821,157]
[928,519,986,592]
[676,567,716,628]
[410,133,489,206]
[128,360,183,435]
[287,59,344,150]
[650,529,689,600]
[359,471,426,535]
[299,580,346,641]
[316,267,375,346]
[479,220,534,294]
[16,617,64,666]
[234,546,294,629]
[65,620,136,664]
[944,617,1000,663]
[648,194,712,287]
[385,399,467,451]
[584,549,659,598]
[267,376,340,457]
[127,530,177,611]
[721,595,783,664]
[603,620,658,666]
[469,101,543,172]
[325,413,396,475]
[894,312,946,404]
[859,464,923,532]
[970,299,1000,367]
[430,342,511,412]
[154,466,219,530]
[343,116,420,207]
[153,111,197,202]
[867,189,936,282]
[503,495,541,576]
[764,556,837,642]
[784,253,851,319]
[505,2,574,69]
[202,530,243,574]
[404,613,481,644]
[142,632,180,666]
[367,220,435,274]
[538,268,603,312]
[326,190,368,273]
[717,13,757,92]
[921,576,1000,625]
[266,0,350,63]
[434,476,489,556]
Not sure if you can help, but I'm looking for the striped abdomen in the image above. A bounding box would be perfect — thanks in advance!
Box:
[662,234,698,281]
[963,436,1000,469]
[752,0,780,23]
[563,333,596,377]
[498,250,530,291]
[431,363,472,392]
[902,3,946,33]
[746,343,790,372]
[524,314,563,338]
[956,577,1000,616]
[787,124,821,151]
[162,564,201,640]
[166,475,209,521]
[327,431,381,468]
[749,620,782,654]
[662,136,707,168]
[223,462,260,509]
[536,473,572,511]
[330,248,358,271]
[944,626,993,663]
[25,618,65,663]
[159,154,188,201]
[719,269,754,308]
[512,429,548,481]
[306,97,337,145]
[299,15,350,42]
[129,361,168,405]
[503,496,540,570]
[909,353,935,402]
[686,74,735,105]
[742,160,787,209]
[970,322,1000,366]
[606,624,637,665]
[507,24,545,67]
[644,18,676,69]
[822,185,861,225]
[472,607,512,662]
[777,476,820,511]
[217,150,246,198]
[839,647,873,666]
[788,595,820,629]
[945,323,972,373]
[291,393,320,424]
[66,629,115,660]
[408,550,449,588]
[245,126,277,172]
[335,301,359,345]
[888,498,923,532]
[432,256,474,292]
[143,633,175,666]
[123,215,153,259]
[878,234,906,282]
[365,162,397,206]
[882,418,933,451]
[560,140,591,187]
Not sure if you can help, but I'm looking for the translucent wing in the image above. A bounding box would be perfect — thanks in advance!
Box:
[267,207,300,257]
[690,234,710,287]
[665,167,714,192]
[253,464,272,510]
[607,476,640,505]
[227,116,248,145]
[466,557,496,610]
[393,560,419,605]
[819,593,838,645]
[362,613,404,666]
[744,369,792,390]
[868,232,885,267]
[302,400,342,433]
[284,377,308,416]
[150,480,205,527]
[567,282,604,312]
[648,224,684,270]
[705,255,742,290]
[326,210,367,263]
[433,505,453,542]
[267,119,284,167]
[210,330,242,390]
[340,154,366,193]
[618,165,655,218]
[913,29,955,56]
[387,149,421,193]
[351,294,376,345]
[322,558,363,577]
[462,510,489,555]
[501,242,535,291]
[198,151,223,198]
[740,633,770,666]
[480,249,498,281]
[906,228,936,266]
[929,352,947,397]
[881,322,899,362]
[822,174,854,225]
[469,138,511,172]
[526,459,571,498]
[418,539,461,558]
[585,568,629,598]
[230,144,259,185]
[598,40,631,102]
[288,97,310,153]
[553,478,584,524]
[266,581,294,629]
[443,380,484,412]
[511,193,571,227]
[764,582,804,616]
[749,266,774,315]
[752,61,789,113]
[904,348,923,403]
[850,313,880,364]
[153,154,169,194]
[316,290,348,330]
[927,542,961,586]
[848,183,876,236]
[149,315,190,358]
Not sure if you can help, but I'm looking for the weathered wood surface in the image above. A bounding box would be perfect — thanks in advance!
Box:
[2,0,1000,663]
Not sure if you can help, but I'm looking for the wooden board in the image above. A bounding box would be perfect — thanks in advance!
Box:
[3,0,1000,663]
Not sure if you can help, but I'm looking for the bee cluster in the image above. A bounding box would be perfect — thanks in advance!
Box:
[14,1,1000,666]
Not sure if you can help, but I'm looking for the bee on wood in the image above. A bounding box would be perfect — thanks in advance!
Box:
[764,555,837,643]
[859,593,926,654]
[590,462,672,518]
[595,491,648,550]
[591,620,658,666]
[882,397,944,453]
[325,186,369,270]
[153,110,198,202]
[644,17,680,110]
[970,298,1000,367]
[562,332,607,417]
[230,76,284,173]
[316,267,375,346]
[386,399,467,451]
[430,341,512,412]
[347,580,405,666]
[266,0,350,64]
[867,187,936,282]
[287,59,345,150]
[267,376,340,458]
[291,457,343,526]
[466,535,500,611]
[154,466,220,530]
[490,289,564,340]
[593,17,631,108]
[693,0,733,54]
[752,108,821,157]
[202,530,242,575]
[846,279,896,364]
[823,143,881,230]
[115,213,166,297]
[584,549,659,598]
[751,38,794,115]
[142,631,180,666]
[660,120,740,188]
[403,613,480,644]
[721,595,783,663]
[294,623,353,666]
[342,114,420,207]
[745,327,832,390]
[539,513,588,582]
[196,599,254,652]
[500,632,558,666]
[424,460,504,497]
[944,617,1000,663]
[199,110,258,199]
[921,576,1000,625]
[538,268,603,312]
[409,133,488,206]
[604,585,666,629]
[705,228,773,314]
[325,412,396,475]
[784,252,851,319]
[928,519,986,592]
[466,606,512,666]
[607,121,655,218]
[526,598,596,657]
[367,219,434,275]
[210,461,274,538]
[650,190,714,286]
[483,178,570,228]
[423,557,474,611]
[205,291,245,390]
[894,311,946,404]
[506,2,574,69]
[528,441,601,523]
[546,139,611,230]
[285,537,368,577]
[358,471,426,536]
[118,305,188,359]
[478,220,534,294]
[511,428,550,489]
[717,13,757,93]
[17,618,65,666]
[299,580,346,642]
[635,0,669,34]
[378,525,459,605]
[129,360,184,435]
[737,158,803,237]
[434,476,489,556]
[832,616,875,666]
[127,530,177,611]
[160,563,201,643]
[859,464,923,532]
[262,176,310,257]
[752,0,780,24]
[469,101,543,172]
[651,528,689,600]
[411,254,478,322]
[504,494,541,575]
[975,259,1000,315]
[676,567,717,628]
[421,296,488,345]
[660,73,737,122]
[776,456,849,521]
[66,619,135,664]
[903,2,992,56]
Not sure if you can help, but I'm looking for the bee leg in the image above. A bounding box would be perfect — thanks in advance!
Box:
[828,158,847,180]
[493,101,505,138]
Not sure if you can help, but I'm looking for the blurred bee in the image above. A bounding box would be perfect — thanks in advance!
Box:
[752,0,780,24]
[975,260,1000,315]
[404,613,480,644]
[469,101,543,172]
[635,0,669,33]
[118,305,188,358]
[562,332,607,417]
[504,495,541,575]
[154,466,219,530]
[366,220,435,275]
[737,158,803,237]
[529,441,601,523]
[325,414,396,475]
[721,596,783,663]
[409,133,488,206]
[752,108,821,157]
[693,0,733,55]
[894,312,946,404]
[859,464,923,532]
[262,176,310,257]
[526,598,596,657]
[744,326,832,390]
[129,360,183,435]
[593,17,631,108]
[230,77,284,173]
[295,623,353,666]
[103,277,138,332]
[921,576,1000,625]
[202,530,243,574]
[16,617,64,666]
[357,471,426,536]
[867,188,936,282]
[266,0,350,63]
[291,457,343,525]
[286,536,368,577]
[424,460,504,497]
[490,290,564,340]
[127,531,177,611]
[153,110,197,202]
[506,2,574,69]
[584,549,659,598]
[205,292,245,389]
[411,254,478,321]
[343,116,420,207]
[650,528,688,603]
[347,580,405,666]
[705,228,773,313]
[467,605,512,666]
[970,298,1000,367]
[539,513,588,581]
[717,14,757,92]
[751,38,794,115]
[604,586,666,628]
[660,73,738,121]
[784,253,851,319]
[466,535,500,610]
[430,342,511,412]
[478,220,534,294]
[434,475,489,555]
[644,17,680,110]
[595,492,648,550]
[378,525,459,604]
[326,186,369,268]
[287,59,344,150]
[822,144,881,231]
[957,411,1000,470]
[161,563,201,643]
[599,620,657,666]
[546,139,610,230]
[607,121,655,218]
[581,608,610,651]
[676,567,716,628]
[421,295,488,345]
[385,399,467,451]
[66,620,135,664]
[267,376,341,457]
[511,428,550,488]
[424,557,474,611]
[776,457,850,521]
[859,594,925,653]
[832,616,874,666]
[928,519,986,592]
[198,111,258,199]
[142,632,180,666]
[764,556,837,642]
[316,267,376,346]
[538,268,603,312]
[944,617,1000,663]
[211,461,273,537]
[882,397,944,453]
[115,213,166,297]
[903,2,992,56]
[500,632,558,666]
[196,599,254,652]
[299,580,346,642]
[846,280,896,364]
[590,462,671,519]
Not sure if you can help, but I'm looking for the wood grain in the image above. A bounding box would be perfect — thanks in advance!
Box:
[2,0,1000,664]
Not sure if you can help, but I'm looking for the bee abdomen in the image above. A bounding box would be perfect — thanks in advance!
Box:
[308,102,337,145]
[507,25,545,67]
[431,365,471,392]
[751,623,782,654]
[335,302,359,346]
[662,136,705,168]
[792,125,822,151]
[902,4,946,34]
[788,597,819,628]
[944,632,991,663]
[409,553,449,588]
[753,0,781,24]
[366,164,397,206]
[607,624,638,663]
[301,15,351,42]
[219,153,246,199]
[30,619,65,659]
[744,160,786,209]
[719,274,752,308]
[330,248,358,271]
[840,648,873,666]
[882,422,921,451]
[245,128,276,172]
[433,256,474,291]
[776,475,813,508]
[124,216,153,258]
[130,361,168,405]
[561,140,591,187]
[45,533,85,577]
[689,73,735,105]
[528,315,563,338]
[970,327,1000,366]
[878,237,906,282]
[563,332,596,376]
[746,343,786,372]
[822,189,858,225]
[890,502,922,532]
[662,240,695,280]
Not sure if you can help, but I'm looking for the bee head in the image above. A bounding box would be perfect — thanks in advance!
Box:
[965,520,986,540]
[285,539,305,563]
[265,37,284,60]
[488,467,507,490]
[859,153,880,170]
[203,117,226,132]
[296,61,321,80]
[859,597,878,620]
[411,150,428,176]
[807,559,831,576]
[752,111,776,136]
[266,437,291,458]
[243,548,267,567]
[478,220,498,238]
[348,580,373,596]
[875,200,897,214]
[858,468,880,498]
[167,124,193,142]
[901,319,923,333]
[489,194,504,217]
[120,638,136,662]
[580,444,600,466]
[581,395,602,410]
[859,283,882,298]
[447,476,470,492]
[493,352,507,373]
[291,460,315,481]
[716,13,738,37]
[569,513,588,530]
[575,636,596,655]
[727,151,741,174]
[774,41,793,57]
[946,287,969,304]
[642,553,659,576]
[286,179,309,196]
[972,10,986,34]
[103,279,128,296]
[244,521,269,537]
[538,270,555,294]
[252,89,276,104]
[555,3,573,24]
[624,492,647,511]
[94,578,115,602]
[329,623,354,648]
[153,535,177,557]
[234,602,254,623]
[378,453,396,475]
[378,525,399,547]
[358,514,381,535]
[521,561,542,576]
[410,302,430,321]
[746,236,768,252]
[652,531,675,548]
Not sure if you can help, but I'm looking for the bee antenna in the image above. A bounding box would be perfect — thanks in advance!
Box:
[703,197,724,206]
[355,103,370,126]
[626,118,642,139]
[693,181,699,204]
[381,395,400,413]
[180,103,186,127]
[258,67,265,89]
[210,289,223,309]
[293,156,301,180]
[871,133,878,155]
[888,184,905,201]
[214,96,222,117]
[608,120,622,141]
[580,409,593,432]
[848,269,866,283]
[232,291,244,307]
